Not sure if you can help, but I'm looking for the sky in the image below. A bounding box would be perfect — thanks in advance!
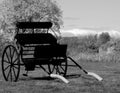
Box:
[57,0,120,31]
[0,0,120,33]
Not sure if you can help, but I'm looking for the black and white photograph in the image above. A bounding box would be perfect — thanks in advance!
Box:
[0,0,120,93]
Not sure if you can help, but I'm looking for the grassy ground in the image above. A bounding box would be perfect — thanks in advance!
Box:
[0,54,120,93]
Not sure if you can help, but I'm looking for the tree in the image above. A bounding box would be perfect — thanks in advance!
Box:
[0,0,63,40]
[96,32,111,47]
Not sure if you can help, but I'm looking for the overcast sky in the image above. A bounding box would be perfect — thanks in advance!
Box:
[58,0,120,31]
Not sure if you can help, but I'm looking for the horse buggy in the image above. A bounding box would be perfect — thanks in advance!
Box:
[2,22,68,82]
[1,22,103,82]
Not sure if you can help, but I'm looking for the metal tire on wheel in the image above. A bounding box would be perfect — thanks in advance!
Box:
[48,57,67,77]
[2,45,20,82]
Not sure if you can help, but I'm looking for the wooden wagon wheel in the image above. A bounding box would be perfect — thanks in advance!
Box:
[2,45,20,82]
[48,57,67,77]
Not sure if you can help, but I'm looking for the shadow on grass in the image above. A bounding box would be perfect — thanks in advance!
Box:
[20,76,55,81]
[20,73,83,81]
[20,73,98,82]
[30,76,55,80]
[65,74,81,79]
[81,75,101,82]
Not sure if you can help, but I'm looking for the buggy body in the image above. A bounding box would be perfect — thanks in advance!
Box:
[1,22,67,82]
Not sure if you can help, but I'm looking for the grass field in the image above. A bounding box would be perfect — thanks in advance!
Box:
[0,54,120,93]
[0,35,120,93]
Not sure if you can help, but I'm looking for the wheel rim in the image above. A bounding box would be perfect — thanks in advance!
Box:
[48,57,67,77]
[2,45,20,82]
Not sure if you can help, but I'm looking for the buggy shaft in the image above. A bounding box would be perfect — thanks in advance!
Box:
[67,57,88,74]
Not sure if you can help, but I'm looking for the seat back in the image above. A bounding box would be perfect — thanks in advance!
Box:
[15,33,57,45]
[16,22,52,29]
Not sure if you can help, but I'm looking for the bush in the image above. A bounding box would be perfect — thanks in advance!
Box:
[60,34,98,55]
[0,32,14,56]
[96,32,111,47]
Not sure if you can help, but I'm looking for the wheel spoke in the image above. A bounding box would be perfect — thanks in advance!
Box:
[49,63,66,75]
[11,49,15,61]
[3,60,10,64]
[55,65,60,74]
[12,67,17,79]
[13,65,19,69]
[51,65,55,73]
[57,66,62,74]
[4,65,10,71]
[13,58,19,64]
[10,68,12,81]
[9,46,12,60]
[52,66,55,73]
[57,66,61,74]
[59,65,65,72]
[6,68,11,80]
[5,52,10,62]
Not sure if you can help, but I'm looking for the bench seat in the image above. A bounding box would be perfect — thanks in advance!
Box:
[15,33,57,45]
